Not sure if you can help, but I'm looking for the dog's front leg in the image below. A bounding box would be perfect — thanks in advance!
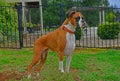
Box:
[65,55,72,73]
[58,52,64,73]
[59,61,64,72]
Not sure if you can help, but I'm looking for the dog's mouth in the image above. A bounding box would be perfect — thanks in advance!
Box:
[81,22,87,29]
[76,20,87,29]
[82,22,86,27]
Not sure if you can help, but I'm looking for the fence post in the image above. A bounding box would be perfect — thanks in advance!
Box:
[59,0,63,25]
[17,5,23,48]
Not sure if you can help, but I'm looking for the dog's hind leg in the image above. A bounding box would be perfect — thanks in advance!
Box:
[35,49,48,76]
[27,45,45,78]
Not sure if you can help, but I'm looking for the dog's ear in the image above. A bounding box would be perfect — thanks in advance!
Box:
[66,11,75,18]
[66,7,77,18]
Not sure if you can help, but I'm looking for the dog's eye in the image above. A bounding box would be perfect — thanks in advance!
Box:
[81,17,84,20]
[75,17,80,21]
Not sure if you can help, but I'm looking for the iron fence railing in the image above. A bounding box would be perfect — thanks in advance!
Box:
[0,2,120,48]
[0,6,20,48]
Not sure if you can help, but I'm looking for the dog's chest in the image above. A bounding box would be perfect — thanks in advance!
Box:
[64,33,75,55]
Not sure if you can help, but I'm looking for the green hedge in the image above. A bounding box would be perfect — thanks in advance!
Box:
[97,22,120,39]
[75,27,82,40]
[0,1,18,43]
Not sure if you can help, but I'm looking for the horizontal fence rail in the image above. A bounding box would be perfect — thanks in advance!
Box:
[0,1,120,49]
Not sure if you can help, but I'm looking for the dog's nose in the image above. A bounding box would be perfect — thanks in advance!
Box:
[81,20,85,23]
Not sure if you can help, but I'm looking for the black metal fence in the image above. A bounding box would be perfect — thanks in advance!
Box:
[0,6,20,48]
[0,1,120,49]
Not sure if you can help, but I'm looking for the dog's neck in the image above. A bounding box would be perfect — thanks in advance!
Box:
[64,22,76,32]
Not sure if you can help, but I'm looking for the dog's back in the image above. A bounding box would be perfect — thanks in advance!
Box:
[34,27,67,52]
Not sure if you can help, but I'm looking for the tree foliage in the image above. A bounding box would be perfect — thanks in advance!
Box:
[41,0,109,27]
[106,12,116,22]
[0,0,18,43]
[42,0,76,27]
[26,0,110,27]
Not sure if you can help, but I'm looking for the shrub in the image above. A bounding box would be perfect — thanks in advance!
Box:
[25,22,37,27]
[75,27,82,40]
[0,0,18,43]
[97,22,120,39]
[106,12,116,22]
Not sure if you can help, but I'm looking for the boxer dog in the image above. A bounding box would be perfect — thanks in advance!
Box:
[27,7,86,78]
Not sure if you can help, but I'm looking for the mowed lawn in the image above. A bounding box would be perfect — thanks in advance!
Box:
[0,48,120,81]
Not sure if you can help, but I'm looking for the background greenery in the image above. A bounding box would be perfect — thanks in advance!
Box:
[0,0,18,43]
[25,0,111,27]
[41,0,110,27]
[75,27,82,40]
[97,22,120,39]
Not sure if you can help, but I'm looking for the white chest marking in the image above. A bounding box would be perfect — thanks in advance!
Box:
[64,33,75,56]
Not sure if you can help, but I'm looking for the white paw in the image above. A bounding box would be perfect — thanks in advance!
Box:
[36,72,39,77]
[28,74,31,79]
[59,68,64,73]
[61,69,64,73]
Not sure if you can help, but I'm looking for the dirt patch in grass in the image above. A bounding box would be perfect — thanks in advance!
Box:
[74,76,81,81]
[74,48,106,54]
[71,68,79,73]
[0,71,25,81]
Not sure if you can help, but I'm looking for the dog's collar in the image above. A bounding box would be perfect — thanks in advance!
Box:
[61,25,75,34]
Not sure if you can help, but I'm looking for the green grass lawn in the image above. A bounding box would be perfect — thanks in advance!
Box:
[0,48,120,81]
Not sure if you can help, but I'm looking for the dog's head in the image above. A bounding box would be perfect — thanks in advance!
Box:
[66,7,87,29]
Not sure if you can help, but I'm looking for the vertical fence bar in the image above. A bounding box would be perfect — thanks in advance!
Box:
[17,5,23,48]
[59,0,63,25]
[2,6,5,48]
[39,0,44,34]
